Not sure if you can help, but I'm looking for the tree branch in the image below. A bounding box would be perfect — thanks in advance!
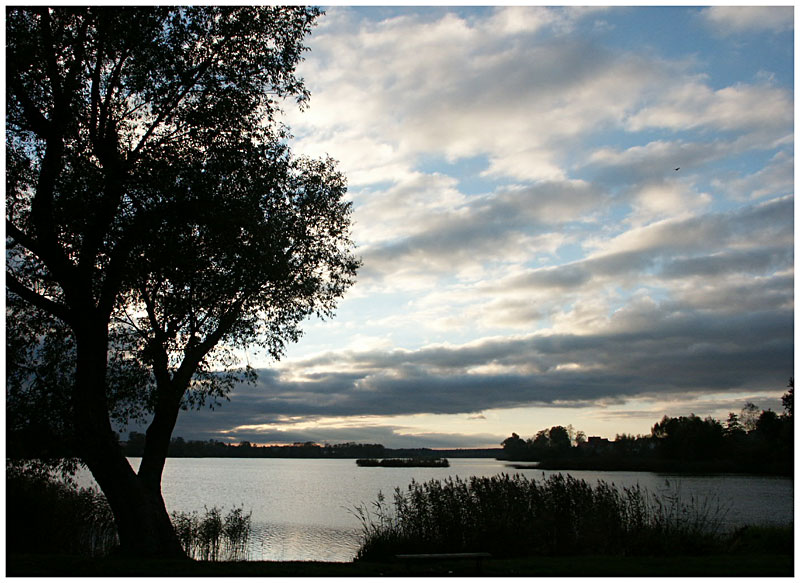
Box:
[7,75,52,136]
[6,270,72,325]
[38,8,63,106]
[6,219,76,296]
[173,301,243,391]
[89,30,104,151]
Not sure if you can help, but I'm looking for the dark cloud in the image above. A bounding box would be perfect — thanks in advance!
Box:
[488,195,793,297]
[660,246,793,279]
[170,411,504,449]
[164,299,791,442]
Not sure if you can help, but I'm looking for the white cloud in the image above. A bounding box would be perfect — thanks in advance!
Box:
[357,179,605,287]
[701,6,793,36]
[288,5,793,205]
[625,81,792,141]
[627,182,711,226]
[588,139,730,181]
[470,195,793,327]
[288,8,665,185]
[486,6,560,36]
[350,171,467,246]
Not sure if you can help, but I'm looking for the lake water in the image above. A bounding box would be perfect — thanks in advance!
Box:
[78,457,793,562]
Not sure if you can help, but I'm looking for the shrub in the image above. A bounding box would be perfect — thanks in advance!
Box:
[353,473,729,561]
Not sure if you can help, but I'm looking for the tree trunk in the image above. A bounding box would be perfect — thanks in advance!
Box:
[72,322,186,559]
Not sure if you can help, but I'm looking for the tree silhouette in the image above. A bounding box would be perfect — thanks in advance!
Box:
[739,402,761,432]
[7,6,358,557]
[781,378,793,417]
[651,415,724,461]
[501,432,527,459]
[548,426,571,451]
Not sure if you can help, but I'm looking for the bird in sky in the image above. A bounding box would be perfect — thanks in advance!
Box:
[674,167,680,171]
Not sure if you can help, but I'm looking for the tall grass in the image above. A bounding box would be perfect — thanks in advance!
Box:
[352,473,729,561]
[7,461,252,561]
[170,506,252,561]
[6,462,118,557]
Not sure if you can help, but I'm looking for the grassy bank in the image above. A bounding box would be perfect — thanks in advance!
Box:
[354,473,743,560]
[7,464,792,576]
[6,463,251,561]
[7,548,793,577]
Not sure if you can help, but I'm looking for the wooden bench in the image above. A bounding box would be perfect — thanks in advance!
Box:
[395,552,492,574]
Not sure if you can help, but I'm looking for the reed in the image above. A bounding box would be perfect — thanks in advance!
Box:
[170,506,252,561]
[352,473,730,561]
[7,461,252,561]
[6,462,118,557]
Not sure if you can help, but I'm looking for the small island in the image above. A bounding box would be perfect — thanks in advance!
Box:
[356,458,450,468]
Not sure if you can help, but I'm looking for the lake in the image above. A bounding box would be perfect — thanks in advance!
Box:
[79,458,793,562]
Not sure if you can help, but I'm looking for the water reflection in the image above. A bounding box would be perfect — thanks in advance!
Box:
[249,523,361,562]
[74,458,792,562]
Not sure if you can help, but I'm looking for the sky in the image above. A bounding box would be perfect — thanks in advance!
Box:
[171,5,794,449]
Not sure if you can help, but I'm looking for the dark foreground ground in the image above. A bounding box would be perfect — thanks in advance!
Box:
[7,552,793,577]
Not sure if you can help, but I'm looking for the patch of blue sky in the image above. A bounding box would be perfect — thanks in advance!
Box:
[342,289,417,317]
[553,242,587,265]
[348,5,489,24]
[717,148,786,176]
[591,8,793,90]
[700,149,789,208]
[591,202,634,236]
[414,153,515,196]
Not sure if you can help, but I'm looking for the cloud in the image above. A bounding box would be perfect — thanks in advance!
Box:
[711,151,794,201]
[172,408,505,448]
[171,7,792,446]
[287,7,792,298]
[358,178,603,286]
[587,139,734,186]
[287,7,671,185]
[589,195,793,259]
[485,195,792,292]
[168,303,790,440]
[660,247,793,280]
[625,81,792,145]
[700,6,794,36]
[292,7,790,194]
[214,287,791,418]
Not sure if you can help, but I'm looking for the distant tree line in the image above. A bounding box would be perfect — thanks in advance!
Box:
[123,437,387,459]
[501,380,793,476]
[120,436,501,460]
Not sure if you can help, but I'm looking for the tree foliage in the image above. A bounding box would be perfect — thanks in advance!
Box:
[7,6,358,414]
[6,6,359,557]
[501,381,793,474]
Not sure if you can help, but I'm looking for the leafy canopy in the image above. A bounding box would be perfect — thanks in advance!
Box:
[7,7,359,431]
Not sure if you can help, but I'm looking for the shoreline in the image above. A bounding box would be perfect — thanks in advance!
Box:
[504,457,793,477]
[8,549,793,577]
